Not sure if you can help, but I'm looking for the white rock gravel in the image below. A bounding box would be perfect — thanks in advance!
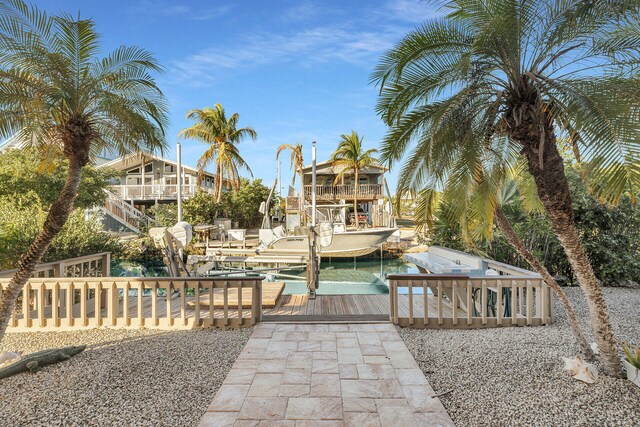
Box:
[0,328,252,427]
[401,287,640,427]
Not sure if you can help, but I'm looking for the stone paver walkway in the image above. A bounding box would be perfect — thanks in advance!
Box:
[199,323,455,426]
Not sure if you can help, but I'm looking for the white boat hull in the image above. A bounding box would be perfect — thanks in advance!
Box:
[265,228,398,258]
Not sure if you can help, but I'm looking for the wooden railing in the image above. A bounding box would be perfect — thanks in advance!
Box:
[104,190,152,233]
[485,259,542,277]
[0,253,111,279]
[109,184,213,200]
[387,274,554,329]
[0,277,263,332]
[303,184,383,199]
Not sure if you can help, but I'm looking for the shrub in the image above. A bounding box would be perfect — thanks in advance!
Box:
[425,167,640,286]
[0,192,122,270]
[0,147,120,209]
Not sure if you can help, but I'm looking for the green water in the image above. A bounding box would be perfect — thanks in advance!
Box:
[280,258,419,295]
[111,257,420,295]
[111,260,168,278]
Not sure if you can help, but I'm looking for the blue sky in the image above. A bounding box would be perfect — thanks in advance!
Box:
[34,0,442,189]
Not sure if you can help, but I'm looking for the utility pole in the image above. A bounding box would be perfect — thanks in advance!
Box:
[307,141,318,298]
[277,159,282,197]
[311,141,317,226]
[176,142,183,222]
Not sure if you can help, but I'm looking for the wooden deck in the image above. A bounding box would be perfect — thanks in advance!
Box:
[262,293,464,320]
[29,293,462,323]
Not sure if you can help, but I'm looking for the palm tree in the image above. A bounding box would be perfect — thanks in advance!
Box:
[410,159,595,361]
[372,0,640,377]
[178,104,256,202]
[330,131,378,229]
[276,143,304,187]
[0,0,168,341]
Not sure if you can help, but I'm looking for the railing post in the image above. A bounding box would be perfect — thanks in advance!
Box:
[437,280,443,326]
[423,279,428,325]
[549,285,555,323]
[452,280,458,326]
[37,282,45,328]
[408,280,414,326]
[466,279,472,325]
[123,281,130,326]
[194,280,201,327]
[66,282,74,327]
[388,280,394,323]
[101,253,111,277]
[252,279,262,324]
[481,279,487,326]
[526,280,533,325]
[52,282,60,327]
[223,280,229,327]
[237,281,243,325]
[180,281,187,327]
[166,281,174,327]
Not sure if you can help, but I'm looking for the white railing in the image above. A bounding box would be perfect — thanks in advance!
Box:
[104,190,152,232]
[0,277,263,332]
[387,274,554,329]
[303,184,383,199]
[109,184,214,200]
[0,253,111,279]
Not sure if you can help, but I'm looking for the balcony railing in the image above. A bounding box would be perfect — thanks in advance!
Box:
[109,184,214,200]
[303,184,383,200]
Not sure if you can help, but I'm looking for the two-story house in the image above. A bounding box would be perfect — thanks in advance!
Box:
[286,160,393,228]
[1,135,217,233]
[97,152,216,233]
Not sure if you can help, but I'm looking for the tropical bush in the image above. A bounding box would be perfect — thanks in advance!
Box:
[426,167,640,286]
[0,192,122,270]
[0,147,120,209]
[223,179,272,228]
[145,179,272,230]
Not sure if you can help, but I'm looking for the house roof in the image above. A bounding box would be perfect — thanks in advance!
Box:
[301,160,387,174]
[98,151,215,177]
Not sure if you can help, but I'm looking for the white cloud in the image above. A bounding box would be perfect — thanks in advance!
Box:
[167,25,403,86]
[130,1,231,21]
[384,0,446,23]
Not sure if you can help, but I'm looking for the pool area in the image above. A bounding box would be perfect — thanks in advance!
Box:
[111,257,421,295]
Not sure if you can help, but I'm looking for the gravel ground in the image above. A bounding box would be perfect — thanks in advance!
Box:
[0,328,252,427]
[401,287,640,427]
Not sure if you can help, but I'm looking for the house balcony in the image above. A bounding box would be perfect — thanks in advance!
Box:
[109,184,214,201]
[303,184,384,201]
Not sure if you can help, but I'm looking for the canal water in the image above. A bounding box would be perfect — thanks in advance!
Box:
[111,257,421,295]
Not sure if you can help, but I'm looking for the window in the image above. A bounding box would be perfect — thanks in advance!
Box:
[127,167,140,174]
[144,163,152,173]
[164,163,176,173]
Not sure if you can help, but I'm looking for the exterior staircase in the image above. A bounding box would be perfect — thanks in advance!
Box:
[101,189,153,234]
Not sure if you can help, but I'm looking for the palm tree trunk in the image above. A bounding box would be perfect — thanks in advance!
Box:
[216,166,223,203]
[520,126,622,377]
[0,154,85,342]
[354,169,359,229]
[495,207,595,361]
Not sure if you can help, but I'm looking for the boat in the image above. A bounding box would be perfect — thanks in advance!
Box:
[262,226,398,258]
[255,142,398,258]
